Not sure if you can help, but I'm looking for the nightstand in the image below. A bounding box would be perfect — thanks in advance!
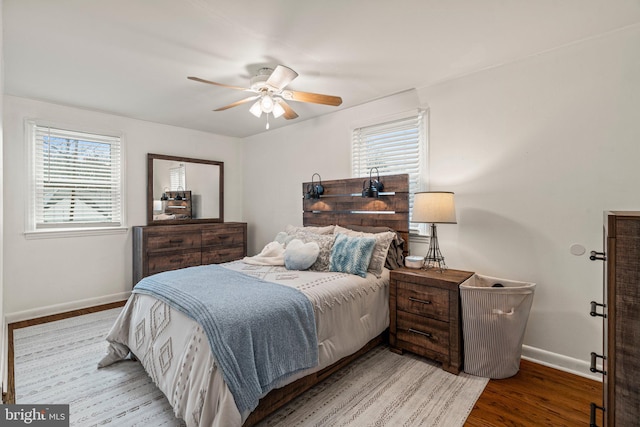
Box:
[389,267,474,375]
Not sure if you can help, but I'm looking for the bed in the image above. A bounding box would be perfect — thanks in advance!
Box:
[99,174,409,426]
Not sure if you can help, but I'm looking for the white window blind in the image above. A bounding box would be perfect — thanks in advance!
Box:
[30,124,123,230]
[352,110,427,234]
[169,164,186,191]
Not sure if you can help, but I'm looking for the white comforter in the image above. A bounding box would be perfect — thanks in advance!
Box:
[100,261,389,426]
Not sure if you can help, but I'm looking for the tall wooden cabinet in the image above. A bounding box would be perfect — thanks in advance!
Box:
[133,222,247,285]
[590,212,640,426]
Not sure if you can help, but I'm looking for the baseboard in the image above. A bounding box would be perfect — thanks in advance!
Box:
[522,344,602,381]
[5,292,131,324]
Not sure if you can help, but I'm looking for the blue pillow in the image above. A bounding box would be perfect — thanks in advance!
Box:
[329,233,377,278]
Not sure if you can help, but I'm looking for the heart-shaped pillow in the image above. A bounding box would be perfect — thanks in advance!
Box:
[284,239,320,270]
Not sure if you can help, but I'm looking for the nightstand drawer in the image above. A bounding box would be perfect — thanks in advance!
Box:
[397,310,449,355]
[397,281,449,321]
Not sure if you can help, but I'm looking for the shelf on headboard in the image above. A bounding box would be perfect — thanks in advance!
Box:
[302,174,410,252]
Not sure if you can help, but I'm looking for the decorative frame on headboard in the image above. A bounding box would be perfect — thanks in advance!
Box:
[302,174,410,255]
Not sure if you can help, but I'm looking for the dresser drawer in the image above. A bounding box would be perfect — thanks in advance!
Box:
[397,281,449,322]
[202,246,245,264]
[147,232,201,251]
[396,310,449,355]
[148,250,201,275]
[202,226,245,247]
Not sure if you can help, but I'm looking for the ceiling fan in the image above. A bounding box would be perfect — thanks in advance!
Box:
[188,65,342,129]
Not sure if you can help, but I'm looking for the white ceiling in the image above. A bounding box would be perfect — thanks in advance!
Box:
[4,0,640,138]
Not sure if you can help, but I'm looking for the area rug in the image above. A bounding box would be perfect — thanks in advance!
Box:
[13,308,488,427]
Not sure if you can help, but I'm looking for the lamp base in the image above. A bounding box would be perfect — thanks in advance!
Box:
[423,223,447,272]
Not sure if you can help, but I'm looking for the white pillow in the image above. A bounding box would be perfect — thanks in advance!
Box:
[242,241,285,266]
[284,239,320,271]
[274,231,296,246]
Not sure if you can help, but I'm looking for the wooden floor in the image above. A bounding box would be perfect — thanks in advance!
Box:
[5,302,602,426]
[466,359,602,427]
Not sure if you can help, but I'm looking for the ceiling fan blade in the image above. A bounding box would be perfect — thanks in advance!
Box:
[214,95,260,111]
[282,89,342,106]
[266,65,298,90]
[187,76,253,92]
[279,100,299,120]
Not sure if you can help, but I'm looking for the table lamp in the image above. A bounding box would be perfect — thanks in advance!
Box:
[412,191,457,271]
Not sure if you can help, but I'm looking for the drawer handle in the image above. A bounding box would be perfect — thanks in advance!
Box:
[169,258,183,264]
[169,239,184,245]
[590,352,606,375]
[590,301,606,318]
[408,328,433,338]
[492,308,514,316]
[589,402,604,427]
[409,297,432,305]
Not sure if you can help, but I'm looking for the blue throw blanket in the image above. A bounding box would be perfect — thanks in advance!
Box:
[132,264,318,416]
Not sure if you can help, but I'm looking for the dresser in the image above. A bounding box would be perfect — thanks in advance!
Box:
[589,212,640,427]
[132,222,247,285]
[389,267,474,374]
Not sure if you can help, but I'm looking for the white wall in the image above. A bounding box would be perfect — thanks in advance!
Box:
[243,26,640,376]
[416,25,640,372]
[3,96,243,319]
[0,0,6,393]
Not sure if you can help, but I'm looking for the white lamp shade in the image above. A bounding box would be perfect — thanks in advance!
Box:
[412,191,457,224]
[249,100,263,117]
[272,101,285,118]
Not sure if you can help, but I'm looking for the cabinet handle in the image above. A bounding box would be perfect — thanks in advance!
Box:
[589,251,606,261]
[590,352,606,375]
[590,402,604,427]
[409,297,432,305]
[170,239,184,245]
[408,328,433,338]
[590,301,606,318]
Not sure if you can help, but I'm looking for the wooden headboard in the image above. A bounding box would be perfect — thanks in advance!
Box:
[302,174,410,254]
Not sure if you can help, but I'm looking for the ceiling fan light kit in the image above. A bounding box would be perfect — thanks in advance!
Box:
[249,99,263,118]
[188,64,342,129]
[272,101,285,118]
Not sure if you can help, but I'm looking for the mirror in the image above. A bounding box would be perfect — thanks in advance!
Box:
[147,153,224,225]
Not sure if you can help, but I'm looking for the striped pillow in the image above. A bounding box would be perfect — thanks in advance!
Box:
[329,233,377,278]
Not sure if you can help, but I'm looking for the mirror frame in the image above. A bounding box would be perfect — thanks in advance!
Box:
[147,153,224,225]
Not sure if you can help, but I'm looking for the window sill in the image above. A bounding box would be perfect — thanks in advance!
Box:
[409,233,430,244]
[24,226,128,240]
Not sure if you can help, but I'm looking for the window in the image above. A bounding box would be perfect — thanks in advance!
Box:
[169,164,186,191]
[352,110,427,235]
[27,122,124,235]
